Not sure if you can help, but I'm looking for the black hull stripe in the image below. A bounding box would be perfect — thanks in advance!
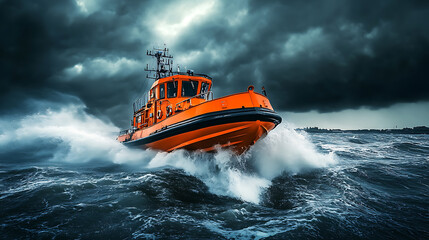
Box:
[124,107,282,147]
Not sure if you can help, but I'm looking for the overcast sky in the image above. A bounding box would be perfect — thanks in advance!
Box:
[1,0,429,129]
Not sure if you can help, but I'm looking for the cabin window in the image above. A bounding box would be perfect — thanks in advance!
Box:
[199,82,210,98]
[159,84,165,99]
[167,81,178,98]
[150,89,154,99]
[182,80,199,97]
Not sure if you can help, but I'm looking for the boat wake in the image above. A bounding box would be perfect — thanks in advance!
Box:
[0,103,336,203]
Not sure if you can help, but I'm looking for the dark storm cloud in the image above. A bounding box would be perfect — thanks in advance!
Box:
[0,0,153,126]
[1,0,429,128]
[176,0,429,112]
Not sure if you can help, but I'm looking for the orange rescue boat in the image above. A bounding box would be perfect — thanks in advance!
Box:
[117,47,282,154]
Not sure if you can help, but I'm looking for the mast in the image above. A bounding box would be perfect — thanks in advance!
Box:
[144,46,174,80]
[143,45,212,81]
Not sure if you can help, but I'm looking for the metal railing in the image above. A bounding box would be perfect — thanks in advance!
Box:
[133,93,149,113]
[119,129,128,135]
[171,72,212,80]
[175,91,214,109]
[119,126,138,136]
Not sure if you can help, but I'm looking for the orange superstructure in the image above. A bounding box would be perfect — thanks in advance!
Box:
[117,47,281,154]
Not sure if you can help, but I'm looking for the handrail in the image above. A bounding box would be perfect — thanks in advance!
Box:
[119,127,137,136]
[119,129,128,135]
[159,99,172,106]
[133,92,149,113]
[175,91,214,108]
[171,72,212,80]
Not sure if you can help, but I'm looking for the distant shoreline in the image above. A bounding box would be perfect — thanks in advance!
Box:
[296,126,429,134]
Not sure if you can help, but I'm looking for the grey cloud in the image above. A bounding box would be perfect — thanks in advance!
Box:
[1,0,429,128]
[176,0,429,112]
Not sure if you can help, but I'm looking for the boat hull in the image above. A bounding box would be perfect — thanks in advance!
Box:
[123,107,281,154]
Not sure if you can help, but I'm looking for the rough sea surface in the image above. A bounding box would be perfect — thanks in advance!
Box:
[0,107,428,239]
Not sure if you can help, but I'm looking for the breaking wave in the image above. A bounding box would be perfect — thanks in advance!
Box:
[0,103,336,203]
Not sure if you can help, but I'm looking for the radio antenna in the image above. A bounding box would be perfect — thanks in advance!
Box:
[144,45,173,80]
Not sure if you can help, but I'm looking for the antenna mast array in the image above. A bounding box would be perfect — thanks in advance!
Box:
[144,46,174,80]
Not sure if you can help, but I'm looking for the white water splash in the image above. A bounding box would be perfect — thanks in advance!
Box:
[141,124,336,203]
[0,103,336,203]
[249,124,337,178]
[144,149,271,203]
[0,103,150,164]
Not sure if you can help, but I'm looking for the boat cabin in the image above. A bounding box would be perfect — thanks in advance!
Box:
[132,74,212,129]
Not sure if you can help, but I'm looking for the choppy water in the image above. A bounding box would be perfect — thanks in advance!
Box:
[0,106,428,239]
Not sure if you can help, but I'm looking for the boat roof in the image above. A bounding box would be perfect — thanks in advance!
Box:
[150,74,212,89]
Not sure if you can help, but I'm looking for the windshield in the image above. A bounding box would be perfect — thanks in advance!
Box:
[167,81,178,98]
[181,80,198,97]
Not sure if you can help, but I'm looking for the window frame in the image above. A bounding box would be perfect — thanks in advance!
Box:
[167,81,178,98]
[159,83,165,99]
[199,81,210,98]
[181,80,199,98]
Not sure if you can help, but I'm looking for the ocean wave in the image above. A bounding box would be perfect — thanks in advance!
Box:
[0,104,336,204]
[1,109,428,238]
[392,142,429,154]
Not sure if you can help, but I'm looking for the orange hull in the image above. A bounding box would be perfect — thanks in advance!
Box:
[148,120,275,154]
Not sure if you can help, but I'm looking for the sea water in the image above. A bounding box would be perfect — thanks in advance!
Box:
[0,105,428,239]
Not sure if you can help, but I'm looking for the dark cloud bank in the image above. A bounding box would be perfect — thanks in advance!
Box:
[1,0,429,128]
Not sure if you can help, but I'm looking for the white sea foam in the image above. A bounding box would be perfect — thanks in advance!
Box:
[0,103,336,203]
[0,103,151,164]
[248,124,337,178]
